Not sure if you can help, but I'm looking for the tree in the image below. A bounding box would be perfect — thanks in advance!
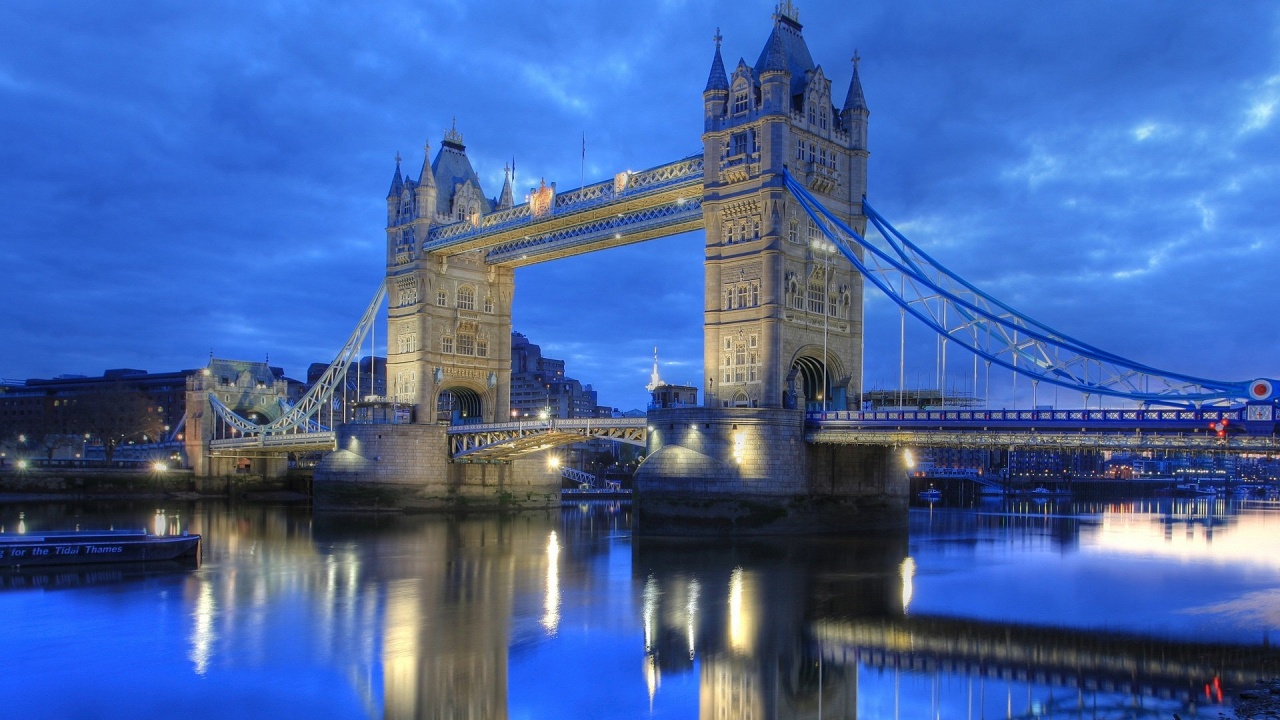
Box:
[70,383,165,465]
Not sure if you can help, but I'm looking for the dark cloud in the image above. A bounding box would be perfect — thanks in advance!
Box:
[1,0,1278,411]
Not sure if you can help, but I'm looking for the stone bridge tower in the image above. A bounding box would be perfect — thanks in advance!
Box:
[701,0,868,411]
[384,123,515,425]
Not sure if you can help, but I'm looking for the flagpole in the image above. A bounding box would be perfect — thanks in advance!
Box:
[580,132,585,190]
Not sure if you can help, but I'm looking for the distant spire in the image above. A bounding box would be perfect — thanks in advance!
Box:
[705,28,729,93]
[646,347,663,392]
[842,50,867,113]
[387,152,404,197]
[443,117,465,148]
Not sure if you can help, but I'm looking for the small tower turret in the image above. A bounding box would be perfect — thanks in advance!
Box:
[842,51,869,150]
[386,153,403,227]
[758,23,790,114]
[703,29,729,128]
[496,163,514,210]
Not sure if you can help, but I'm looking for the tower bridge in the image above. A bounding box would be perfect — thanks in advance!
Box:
[194,3,1278,525]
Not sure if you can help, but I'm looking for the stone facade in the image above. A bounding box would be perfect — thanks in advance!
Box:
[313,424,559,511]
[700,5,868,411]
[184,358,290,478]
[384,126,516,425]
[635,407,907,534]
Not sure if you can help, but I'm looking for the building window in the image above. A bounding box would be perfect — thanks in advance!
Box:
[808,271,826,315]
[457,286,475,311]
[750,281,759,306]
[457,333,475,356]
[483,296,494,313]
[442,336,454,354]
[397,334,417,354]
[736,284,748,308]
[733,90,749,115]
[819,107,828,129]
[399,284,419,307]
[436,290,447,307]
[731,132,748,156]
[788,220,799,244]
[796,139,805,160]
[477,338,489,357]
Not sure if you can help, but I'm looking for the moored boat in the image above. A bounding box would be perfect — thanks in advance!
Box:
[918,487,942,501]
[0,530,201,568]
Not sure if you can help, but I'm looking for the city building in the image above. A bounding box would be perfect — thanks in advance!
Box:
[509,332,600,420]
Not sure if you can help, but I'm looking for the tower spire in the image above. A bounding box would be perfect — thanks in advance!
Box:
[704,28,729,93]
[842,50,867,113]
[387,152,404,197]
[646,347,663,392]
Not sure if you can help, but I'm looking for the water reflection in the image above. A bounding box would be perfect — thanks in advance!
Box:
[1,499,1279,719]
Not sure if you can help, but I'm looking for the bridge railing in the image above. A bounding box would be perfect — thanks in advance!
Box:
[445,417,647,435]
[808,408,1243,423]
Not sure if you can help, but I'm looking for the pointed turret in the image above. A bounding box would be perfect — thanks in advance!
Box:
[496,163,514,210]
[387,153,404,198]
[842,51,867,114]
[418,142,435,189]
[704,29,729,93]
[760,26,788,75]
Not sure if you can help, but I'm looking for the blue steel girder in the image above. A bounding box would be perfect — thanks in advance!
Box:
[448,418,646,462]
[421,154,705,266]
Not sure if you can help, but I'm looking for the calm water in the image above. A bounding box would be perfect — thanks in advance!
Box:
[1,496,1278,719]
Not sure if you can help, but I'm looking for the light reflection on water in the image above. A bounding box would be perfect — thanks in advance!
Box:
[0,498,1275,718]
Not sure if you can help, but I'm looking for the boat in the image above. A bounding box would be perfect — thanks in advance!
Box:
[918,487,942,501]
[0,529,201,568]
[1027,487,1072,498]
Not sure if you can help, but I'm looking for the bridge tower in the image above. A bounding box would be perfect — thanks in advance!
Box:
[701,0,868,412]
[384,123,514,425]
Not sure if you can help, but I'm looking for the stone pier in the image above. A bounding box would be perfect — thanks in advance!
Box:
[634,407,908,534]
[313,424,560,511]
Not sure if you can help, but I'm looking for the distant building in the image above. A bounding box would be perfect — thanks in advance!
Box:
[651,384,698,409]
[509,332,598,420]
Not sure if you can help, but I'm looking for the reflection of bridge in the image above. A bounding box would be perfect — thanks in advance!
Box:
[816,615,1279,704]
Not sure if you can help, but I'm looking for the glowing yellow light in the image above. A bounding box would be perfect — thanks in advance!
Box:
[549,456,560,469]
[728,566,755,653]
[732,430,747,464]
[541,530,561,635]
[153,461,168,472]
[900,556,916,613]
[903,449,915,468]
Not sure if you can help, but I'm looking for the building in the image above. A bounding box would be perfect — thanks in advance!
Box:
[509,332,600,420]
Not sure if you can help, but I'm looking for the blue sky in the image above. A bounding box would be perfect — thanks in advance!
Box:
[2,1,1278,411]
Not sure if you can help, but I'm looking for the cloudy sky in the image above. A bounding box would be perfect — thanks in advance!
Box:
[2,1,1278,411]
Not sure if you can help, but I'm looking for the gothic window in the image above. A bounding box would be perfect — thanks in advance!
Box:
[398,283,419,307]
[733,89,749,115]
[730,132,748,156]
[477,338,489,358]
[723,288,732,310]
[808,270,826,315]
[807,143,816,162]
[752,216,760,239]
[749,333,758,348]
[736,284,748,308]
[819,107,828,130]
[442,336,454,354]
[808,103,817,125]
[457,286,475,311]
[483,296,494,314]
[733,344,747,382]
[788,219,799,244]
[436,290,448,307]
[807,219,821,245]
[796,139,805,160]
[395,371,417,401]
[457,333,475,356]
[397,333,417,354]
[818,147,828,167]
[724,338,732,351]
[750,281,759,306]
[748,352,758,382]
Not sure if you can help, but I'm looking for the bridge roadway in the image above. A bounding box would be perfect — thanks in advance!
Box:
[206,406,1280,459]
[815,613,1279,706]
[808,407,1280,452]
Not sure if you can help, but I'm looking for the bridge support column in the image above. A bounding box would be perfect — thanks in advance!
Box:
[634,408,907,534]
[313,424,560,511]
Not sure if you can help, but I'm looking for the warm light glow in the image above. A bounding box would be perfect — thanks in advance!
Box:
[903,449,915,469]
[541,530,561,635]
[188,576,216,675]
[153,461,168,472]
[732,430,747,464]
[900,556,916,613]
[686,578,700,659]
[16,459,27,470]
[549,455,560,469]
[728,566,755,653]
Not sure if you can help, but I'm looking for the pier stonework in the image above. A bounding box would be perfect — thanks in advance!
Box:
[314,424,559,511]
[634,407,907,534]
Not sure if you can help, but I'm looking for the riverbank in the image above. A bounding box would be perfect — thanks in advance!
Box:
[0,466,311,501]
[1233,679,1280,719]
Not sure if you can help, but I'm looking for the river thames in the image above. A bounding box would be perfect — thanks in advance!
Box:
[1,495,1278,719]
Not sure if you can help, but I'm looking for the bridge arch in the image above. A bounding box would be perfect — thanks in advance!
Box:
[788,348,848,412]
[435,384,485,425]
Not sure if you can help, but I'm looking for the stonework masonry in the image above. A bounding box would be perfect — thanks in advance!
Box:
[634,407,907,534]
[313,424,559,511]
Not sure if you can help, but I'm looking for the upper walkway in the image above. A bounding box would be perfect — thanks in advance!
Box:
[422,154,705,266]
